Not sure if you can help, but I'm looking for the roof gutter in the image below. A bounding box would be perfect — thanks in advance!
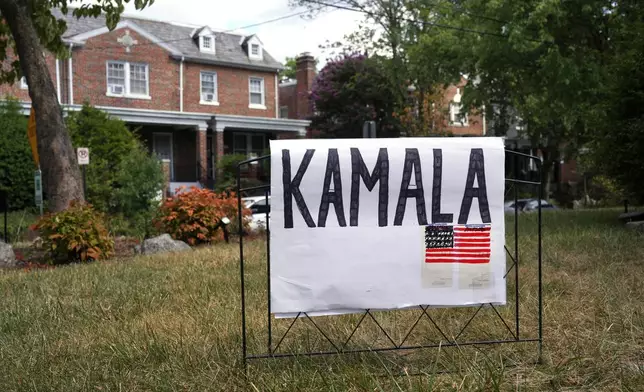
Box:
[171,54,284,73]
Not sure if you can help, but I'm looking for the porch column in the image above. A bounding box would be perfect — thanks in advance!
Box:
[214,125,225,183]
[197,126,208,184]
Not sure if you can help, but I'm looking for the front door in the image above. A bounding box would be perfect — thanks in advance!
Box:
[153,133,174,181]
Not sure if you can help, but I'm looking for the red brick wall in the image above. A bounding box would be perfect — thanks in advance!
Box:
[0,52,60,101]
[278,83,297,119]
[183,62,277,117]
[72,28,180,110]
[442,81,485,136]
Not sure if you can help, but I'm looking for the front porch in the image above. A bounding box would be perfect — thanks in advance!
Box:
[126,112,309,195]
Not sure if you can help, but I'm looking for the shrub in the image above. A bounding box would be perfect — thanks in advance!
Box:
[31,202,114,263]
[155,187,251,245]
[67,104,141,212]
[0,97,34,211]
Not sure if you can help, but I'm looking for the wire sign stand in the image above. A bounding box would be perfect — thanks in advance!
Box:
[236,149,543,370]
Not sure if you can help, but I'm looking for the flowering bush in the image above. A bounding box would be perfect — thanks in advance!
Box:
[31,202,114,263]
[155,187,251,245]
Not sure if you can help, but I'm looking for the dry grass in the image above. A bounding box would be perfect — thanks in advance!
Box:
[0,209,642,391]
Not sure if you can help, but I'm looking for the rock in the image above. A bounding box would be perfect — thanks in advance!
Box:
[618,211,644,222]
[0,240,17,267]
[625,221,644,233]
[138,234,191,255]
[32,237,43,249]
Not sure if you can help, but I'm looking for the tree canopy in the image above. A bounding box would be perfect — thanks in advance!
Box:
[309,53,401,138]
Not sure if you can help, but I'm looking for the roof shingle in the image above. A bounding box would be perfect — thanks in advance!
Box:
[53,9,283,71]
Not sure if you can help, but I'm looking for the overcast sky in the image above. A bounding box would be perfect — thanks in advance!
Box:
[121,0,363,66]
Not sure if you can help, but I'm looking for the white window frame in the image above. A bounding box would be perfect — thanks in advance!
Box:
[200,35,216,53]
[247,37,263,60]
[249,76,266,109]
[279,106,289,118]
[199,71,219,105]
[449,102,468,126]
[106,61,151,100]
[19,76,28,90]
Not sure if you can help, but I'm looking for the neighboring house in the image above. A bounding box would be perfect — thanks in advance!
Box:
[278,58,485,138]
[1,10,310,193]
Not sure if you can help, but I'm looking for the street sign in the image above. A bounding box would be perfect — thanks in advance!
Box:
[27,108,39,167]
[34,169,43,215]
[77,147,90,165]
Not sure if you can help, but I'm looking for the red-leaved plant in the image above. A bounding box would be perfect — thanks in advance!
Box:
[31,201,114,263]
[155,187,251,245]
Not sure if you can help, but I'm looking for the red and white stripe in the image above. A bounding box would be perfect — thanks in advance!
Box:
[425,226,491,264]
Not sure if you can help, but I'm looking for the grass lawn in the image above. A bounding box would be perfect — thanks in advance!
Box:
[0,209,642,391]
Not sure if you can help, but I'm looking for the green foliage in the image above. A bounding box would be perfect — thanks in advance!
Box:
[213,153,268,195]
[32,202,114,263]
[67,104,163,216]
[67,104,139,211]
[112,144,164,216]
[155,187,250,245]
[310,53,402,138]
[0,98,34,211]
[589,3,644,203]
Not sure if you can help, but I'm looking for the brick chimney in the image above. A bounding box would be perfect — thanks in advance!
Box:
[295,52,316,119]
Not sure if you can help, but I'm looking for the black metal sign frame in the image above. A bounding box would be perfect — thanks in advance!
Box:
[236,149,543,369]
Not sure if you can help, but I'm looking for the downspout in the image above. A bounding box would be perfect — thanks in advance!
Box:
[55,59,61,103]
[274,72,278,118]
[68,43,74,105]
[179,56,184,112]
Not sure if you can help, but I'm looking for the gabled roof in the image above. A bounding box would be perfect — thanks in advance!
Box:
[54,9,283,71]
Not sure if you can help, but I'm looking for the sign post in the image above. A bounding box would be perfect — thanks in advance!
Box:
[34,169,43,216]
[77,147,89,199]
[362,120,377,139]
[27,108,44,215]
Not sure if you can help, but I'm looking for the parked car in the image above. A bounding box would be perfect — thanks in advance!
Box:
[243,196,271,232]
[504,199,530,214]
[522,199,558,213]
[505,198,558,214]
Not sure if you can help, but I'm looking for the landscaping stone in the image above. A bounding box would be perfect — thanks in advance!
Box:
[618,211,644,222]
[137,234,191,255]
[625,221,644,233]
[0,240,17,267]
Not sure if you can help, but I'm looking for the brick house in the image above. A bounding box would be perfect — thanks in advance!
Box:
[278,55,485,137]
[1,11,310,193]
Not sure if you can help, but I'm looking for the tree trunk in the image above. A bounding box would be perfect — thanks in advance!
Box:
[0,0,84,212]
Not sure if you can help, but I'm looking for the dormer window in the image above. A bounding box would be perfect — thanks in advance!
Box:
[202,36,212,50]
[245,36,263,60]
[200,35,215,53]
[194,26,216,53]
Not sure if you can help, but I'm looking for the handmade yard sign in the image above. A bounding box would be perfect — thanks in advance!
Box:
[269,137,506,317]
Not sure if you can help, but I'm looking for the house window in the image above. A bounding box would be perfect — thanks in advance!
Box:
[249,77,265,108]
[449,102,468,126]
[233,133,266,160]
[20,76,28,89]
[200,71,218,104]
[279,106,289,118]
[200,35,215,53]
[251,44,260,56]
[106,61,149,98]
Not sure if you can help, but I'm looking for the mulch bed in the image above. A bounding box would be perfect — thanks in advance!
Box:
[11,236,142,270]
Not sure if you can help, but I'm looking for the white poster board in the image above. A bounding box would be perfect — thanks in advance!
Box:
[270,137,506,318]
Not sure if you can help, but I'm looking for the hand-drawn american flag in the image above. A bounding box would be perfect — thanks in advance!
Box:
[425,225,491,264]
